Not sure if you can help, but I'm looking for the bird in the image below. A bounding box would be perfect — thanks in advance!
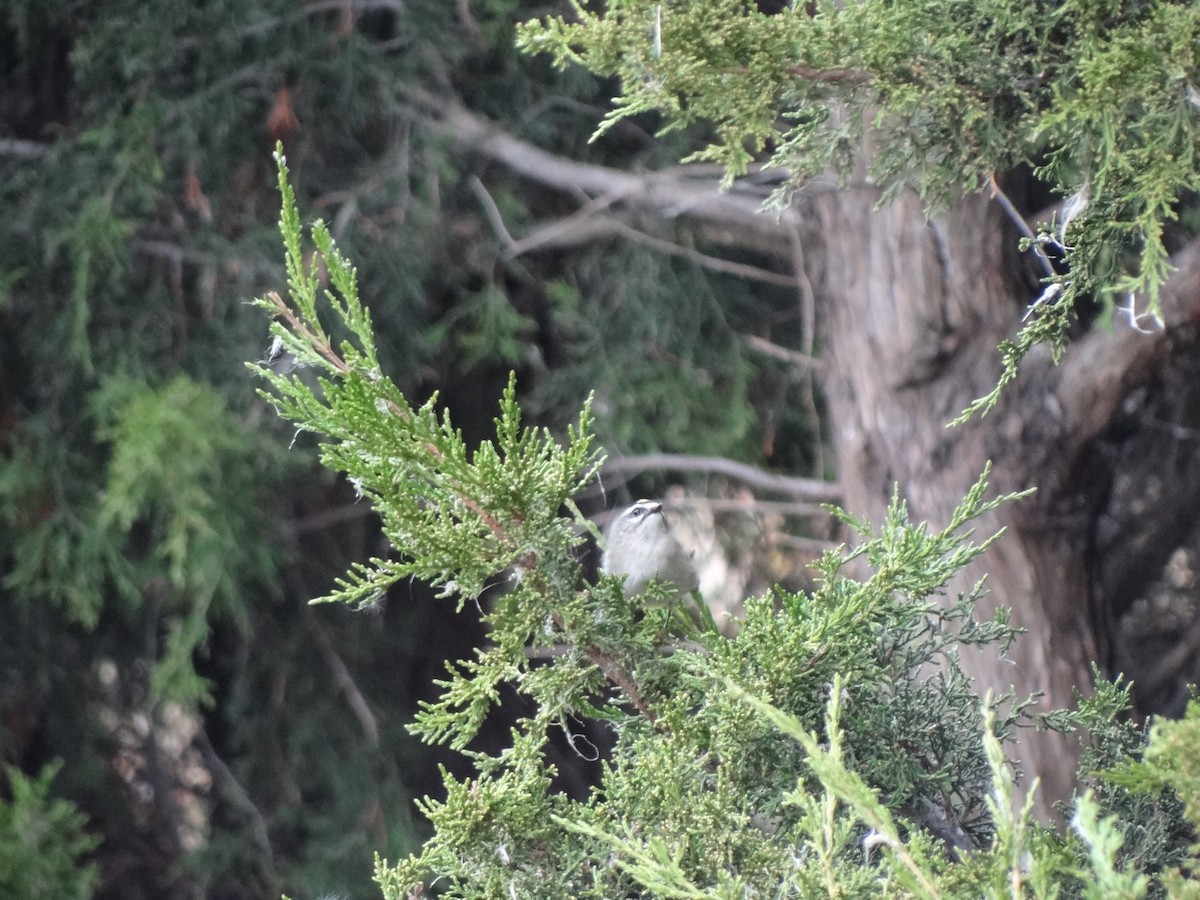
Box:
[601,499,700,600]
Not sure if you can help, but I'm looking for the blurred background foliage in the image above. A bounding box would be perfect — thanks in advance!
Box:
[0,1,823,896]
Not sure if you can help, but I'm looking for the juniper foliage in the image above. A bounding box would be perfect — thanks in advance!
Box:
[257,149,1199,898]
[517,0,1200,417]
[0,763,99,900]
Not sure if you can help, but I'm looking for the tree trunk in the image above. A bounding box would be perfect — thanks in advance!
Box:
[810,183,1200,816]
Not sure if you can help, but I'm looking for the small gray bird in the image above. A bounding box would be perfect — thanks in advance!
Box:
[601,499,699,599]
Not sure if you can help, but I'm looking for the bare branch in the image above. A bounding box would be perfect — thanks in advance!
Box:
[456,0,484,44]
[468,175,518,249]
[468,163,796,285]
[415,93,800,257]
[590,495,836,531]
[691,496,832,518]
[985,174,1056,280]
[598,453,842,503]
[744,333,822,369]
[548,611,659,723]
[512,216,623,256]
[1132,612,1200,709]
[720,65,872,84]
[307,614,381,747]
[288,501,377,535]
[132,238,282,279]
[509,193,631,255]
[194,728,279,892]
[774,533,841,555]
[582,644,658,723]
[1055,236,1200,454]
[594,216,797,286]
[788,221,826,472]
[0,138,52,160]
[786,64,873,84]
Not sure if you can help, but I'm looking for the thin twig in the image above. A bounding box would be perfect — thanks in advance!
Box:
[719,65,872,84]
[787,64,873,84]
[773,533,841,554]
[589,496,833,533]
[264,291,352,375]
[985,173,1056,279]
[194,728,280,892]
[415,91,802,255]
[682,496,832,517]
[509,192,636,254]
[306,614,381,747]
[468,175,518,249]
[288,502,378,535]
[597,216,797,287]
[527,638,711,661]
[582,646,658,724]
[132,239,281,279]
[548,613,659,723]
[265,288,516,546]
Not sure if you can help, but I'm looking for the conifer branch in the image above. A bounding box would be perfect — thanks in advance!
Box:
[261,289,351,376]
[785,64,873,84]
[582,645,657,725]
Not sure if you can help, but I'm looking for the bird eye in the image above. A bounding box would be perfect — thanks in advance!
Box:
[630,507,643,518]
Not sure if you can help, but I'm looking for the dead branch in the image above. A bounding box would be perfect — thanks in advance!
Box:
[0,138,52,160]
[194,728,280,893]
[414,93,800,258]
[468,167,796,285]
[1055,236,1200,455]
[744,333,823,370]
[306,613,381,747]
[598,452,842,503]
[787,64,873,84]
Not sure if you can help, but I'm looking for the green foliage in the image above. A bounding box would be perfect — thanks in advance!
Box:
[95,375,282,702]
[252,147,603,611]
[3,374,279,705]
[1060,675,1193,889]
[519,0,1200,416]
[0,762,99,900]
[255,150,1200,897]
[1142,699,1200,827]
[366,465,1035,897]
[15,0,1200,894]
[528,254,762,458]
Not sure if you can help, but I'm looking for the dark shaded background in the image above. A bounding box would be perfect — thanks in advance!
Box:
[0,2,829,896]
